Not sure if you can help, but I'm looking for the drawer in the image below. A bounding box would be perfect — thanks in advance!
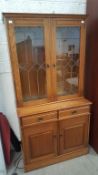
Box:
[21,111,57,126]
[59,106,90,118]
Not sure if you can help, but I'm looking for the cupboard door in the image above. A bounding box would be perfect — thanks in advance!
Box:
[8,18,52,105]
[56,26,80,96]
[22,121,58,164]
[59,115,89,154]
[51,19,86,99]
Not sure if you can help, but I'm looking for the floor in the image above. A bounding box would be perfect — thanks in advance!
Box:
[8,147,98,175]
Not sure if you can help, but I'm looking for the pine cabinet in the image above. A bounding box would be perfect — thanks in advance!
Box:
[4,13,91,172]
[20,106,90,171]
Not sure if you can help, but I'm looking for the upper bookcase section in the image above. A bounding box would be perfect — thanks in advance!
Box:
[3,14,86,107]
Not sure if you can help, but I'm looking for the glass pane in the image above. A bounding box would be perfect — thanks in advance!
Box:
[15,27,47,101]
[56,27,80,96]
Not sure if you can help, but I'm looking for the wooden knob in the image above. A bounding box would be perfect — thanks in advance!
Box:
[53,64,56,68]
[46,64,50,68]
[71,110,77,115]
[37,117,43,122]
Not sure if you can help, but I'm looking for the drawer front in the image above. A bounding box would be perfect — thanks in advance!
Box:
[59,106,90,118]
[22,111,57,126]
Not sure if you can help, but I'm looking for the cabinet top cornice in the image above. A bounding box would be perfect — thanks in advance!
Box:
[3,13,87,20]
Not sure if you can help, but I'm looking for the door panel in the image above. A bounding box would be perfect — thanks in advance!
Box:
[12,18,52,105]
[50,19,85,99]
[29,131,55,158]
[56,26,80,96]
[59,115,89,154]
[22,121,58,163]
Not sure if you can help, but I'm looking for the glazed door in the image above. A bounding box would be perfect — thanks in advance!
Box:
[22,121,58,164]
[59,115,89,154]
[8,18,52,105]
[51,19,86,100]
[7,17,86,105]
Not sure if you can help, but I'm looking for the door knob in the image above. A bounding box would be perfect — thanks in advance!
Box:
[46,64,50,68]
[53,64,56,68]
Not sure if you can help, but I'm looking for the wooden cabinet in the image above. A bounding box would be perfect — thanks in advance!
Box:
[20,105,90,171]
[3,13,91,172]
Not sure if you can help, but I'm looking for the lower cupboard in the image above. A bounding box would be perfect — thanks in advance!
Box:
[20,106,90,171]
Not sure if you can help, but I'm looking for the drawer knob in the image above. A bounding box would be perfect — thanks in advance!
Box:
[71,110,77,115]
[37,117,43,122]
